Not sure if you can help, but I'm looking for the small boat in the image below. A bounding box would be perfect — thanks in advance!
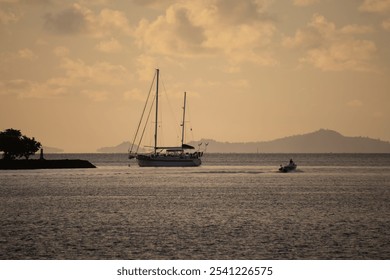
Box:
[128,69,205,167]
[279,159,297,173]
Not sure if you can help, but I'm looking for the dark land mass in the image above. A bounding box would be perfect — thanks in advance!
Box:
[192,129,390,153]
[0,159,96,170]
[99,129,390,153]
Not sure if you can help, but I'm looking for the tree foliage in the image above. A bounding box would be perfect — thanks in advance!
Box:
[0,129,42,160]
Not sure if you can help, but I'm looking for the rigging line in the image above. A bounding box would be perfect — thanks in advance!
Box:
[136,95,156,153]
[129,72,156,154]
[161,78,181,141]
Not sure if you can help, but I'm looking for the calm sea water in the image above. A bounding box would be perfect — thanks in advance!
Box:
[0,153,389,259]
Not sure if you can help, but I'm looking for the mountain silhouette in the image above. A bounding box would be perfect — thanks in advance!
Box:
[97,141,143,153]
[98,129,390,153]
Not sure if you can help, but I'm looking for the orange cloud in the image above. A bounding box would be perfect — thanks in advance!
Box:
[43,3,132,37]
[383,18,390,30]
[293,0,319,7]
[284,14,377,72]
[95,38,124,53]
[359,0,390,13]
[134,0,277,69]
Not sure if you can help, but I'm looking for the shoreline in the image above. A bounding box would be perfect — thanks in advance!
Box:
[0,159,96,170]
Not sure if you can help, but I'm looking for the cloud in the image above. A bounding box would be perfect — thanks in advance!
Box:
[43,3,131,37]
[228,79,250,88]
[95,8,132,36]
[134,0,277,67]
[22,81,66,98]
[123,88,145,101]
[0,0,51,4]
[347,99,363,108]
[283,14,377,72]
[132,0,175,9]
[0,48,38,62]
[359,0,390,13]
[0,8,19,24]
[293,0,319,7]
[82,89,108,102]
[18,48,38,60]
[44,4,88,35]
[0,0,48,26]
[382,18,390,30]
[301,40,377,71]
[59,57,129,86]
[1,49,131,99]
[135,4,206,56]
[135,54,159,81]
[210,0,272,24]
[78,0,111,6]
[0,79,65,98]
[95,38,123,53]
[0,79,28,96]
[53,46,69,57]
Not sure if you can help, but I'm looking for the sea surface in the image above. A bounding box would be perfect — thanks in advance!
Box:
[0,153,389,259]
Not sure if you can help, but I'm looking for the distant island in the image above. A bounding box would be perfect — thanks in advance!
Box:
[193,129,390,153]
[42,146,64,153]
[98,129,390,153]
[97,142,144,153]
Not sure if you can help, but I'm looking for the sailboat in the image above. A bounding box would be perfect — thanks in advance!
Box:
[128,69,205,167]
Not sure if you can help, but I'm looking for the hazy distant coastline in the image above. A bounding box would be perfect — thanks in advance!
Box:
[42,146,64,153]
[97,129,390,153]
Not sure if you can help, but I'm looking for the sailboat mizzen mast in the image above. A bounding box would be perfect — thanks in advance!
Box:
[181,91,187,147]
[154,69,159,154]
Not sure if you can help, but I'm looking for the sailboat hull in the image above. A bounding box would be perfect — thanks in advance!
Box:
[136,154,201,167]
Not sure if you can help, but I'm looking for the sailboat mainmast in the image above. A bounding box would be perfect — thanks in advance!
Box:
[154,69,159,154]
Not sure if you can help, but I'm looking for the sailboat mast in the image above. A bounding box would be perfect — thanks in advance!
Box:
[181,91,187,147]
[154,69,159,154]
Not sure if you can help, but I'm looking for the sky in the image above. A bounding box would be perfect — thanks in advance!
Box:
[1,0,390,152]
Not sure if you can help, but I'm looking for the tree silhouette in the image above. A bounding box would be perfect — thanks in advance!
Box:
[0,129,41,160]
